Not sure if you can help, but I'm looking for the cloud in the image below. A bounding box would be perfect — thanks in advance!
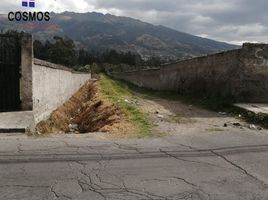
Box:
[1,0,268,44]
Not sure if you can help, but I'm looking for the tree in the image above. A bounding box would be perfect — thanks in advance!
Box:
[33,40,48,60]
[48,37,77,67]
[33,36,163,71]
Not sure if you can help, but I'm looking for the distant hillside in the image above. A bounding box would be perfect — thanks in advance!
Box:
[0,12,238,60]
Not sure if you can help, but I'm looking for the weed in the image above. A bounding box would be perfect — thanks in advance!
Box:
[99,74,152,137]
[107,75,268,129]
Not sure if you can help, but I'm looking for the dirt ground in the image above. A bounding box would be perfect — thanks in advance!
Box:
[36,80,134,135]
[36,79,263,137]
[138,97,263,136]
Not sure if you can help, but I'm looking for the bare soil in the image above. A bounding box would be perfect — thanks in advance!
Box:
[138,97,260,135]
[36,79,262,137]
[36,80,134,135]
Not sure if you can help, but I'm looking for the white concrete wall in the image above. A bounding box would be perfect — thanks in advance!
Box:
[32,59,91,122]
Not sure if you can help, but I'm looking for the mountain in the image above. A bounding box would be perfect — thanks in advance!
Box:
[0,12,238,60]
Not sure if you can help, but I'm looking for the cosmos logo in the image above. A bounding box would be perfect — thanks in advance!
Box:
[22,0,36,8]
[8,0,50,22]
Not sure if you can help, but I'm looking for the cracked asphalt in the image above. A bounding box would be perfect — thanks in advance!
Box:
[0,128,268,200]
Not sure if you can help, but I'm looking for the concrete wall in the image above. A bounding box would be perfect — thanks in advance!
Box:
[21,33,33,110]
[33,59,91,122]
[111,43,268,103]
[239,44,268,102]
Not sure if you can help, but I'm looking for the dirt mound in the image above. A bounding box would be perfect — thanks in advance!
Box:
[36,80,133,134]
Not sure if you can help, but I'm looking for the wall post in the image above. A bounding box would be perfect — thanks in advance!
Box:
[21,33,33,110]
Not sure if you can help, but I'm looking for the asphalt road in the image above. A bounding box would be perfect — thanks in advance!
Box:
[0,128,268,200]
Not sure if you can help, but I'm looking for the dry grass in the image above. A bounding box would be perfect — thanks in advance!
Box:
[36,80,135,135]
[99,74,152,137]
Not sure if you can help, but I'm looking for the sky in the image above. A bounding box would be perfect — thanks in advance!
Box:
[1,0,268,45]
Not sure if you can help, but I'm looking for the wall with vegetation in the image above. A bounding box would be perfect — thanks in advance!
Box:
[33,59,91,122]
[111,43,268,103]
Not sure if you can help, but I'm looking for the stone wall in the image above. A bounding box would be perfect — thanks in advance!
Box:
[32,59,91,122]
[111,43,268,103]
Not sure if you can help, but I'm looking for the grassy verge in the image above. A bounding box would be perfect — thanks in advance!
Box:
[99,74,152,137]
[105,75,268,129]
[231,108,268,128]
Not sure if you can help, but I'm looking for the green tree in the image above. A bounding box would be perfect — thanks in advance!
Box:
[48,37,77,67]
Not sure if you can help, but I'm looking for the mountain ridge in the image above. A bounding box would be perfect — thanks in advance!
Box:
[0,11,239,60]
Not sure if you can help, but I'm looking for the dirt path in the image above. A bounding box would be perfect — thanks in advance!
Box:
[138,96,262,135]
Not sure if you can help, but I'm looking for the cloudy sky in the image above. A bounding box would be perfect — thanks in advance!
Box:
[1,0,268,45]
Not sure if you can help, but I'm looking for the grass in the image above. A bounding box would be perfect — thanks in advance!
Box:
[110,77,234,111]
[232,108,268,128]
[103,75,268,129]
[206,128,225,132]
[99,74,152,137]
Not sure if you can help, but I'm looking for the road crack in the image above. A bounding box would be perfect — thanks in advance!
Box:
[114,143,143,154]
[1,184,49,188]
[159,148,221,167]
[211,150,268,188]
[50,185,60,199]
[171,177,197,187]
[176,143,268,189]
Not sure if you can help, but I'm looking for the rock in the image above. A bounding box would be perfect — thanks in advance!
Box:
[238,114,242,118]
[69,123,78,132]
[248,124,258,130]
[233,122,241,126]
[124,99,131,104]
[124,99,140,106]
[223,123,228,127]
[188,105,193,111]
[157,114,164,119]
[219,112,227,115]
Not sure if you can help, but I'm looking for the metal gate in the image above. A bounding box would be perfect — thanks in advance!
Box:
[0,34,21,112]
